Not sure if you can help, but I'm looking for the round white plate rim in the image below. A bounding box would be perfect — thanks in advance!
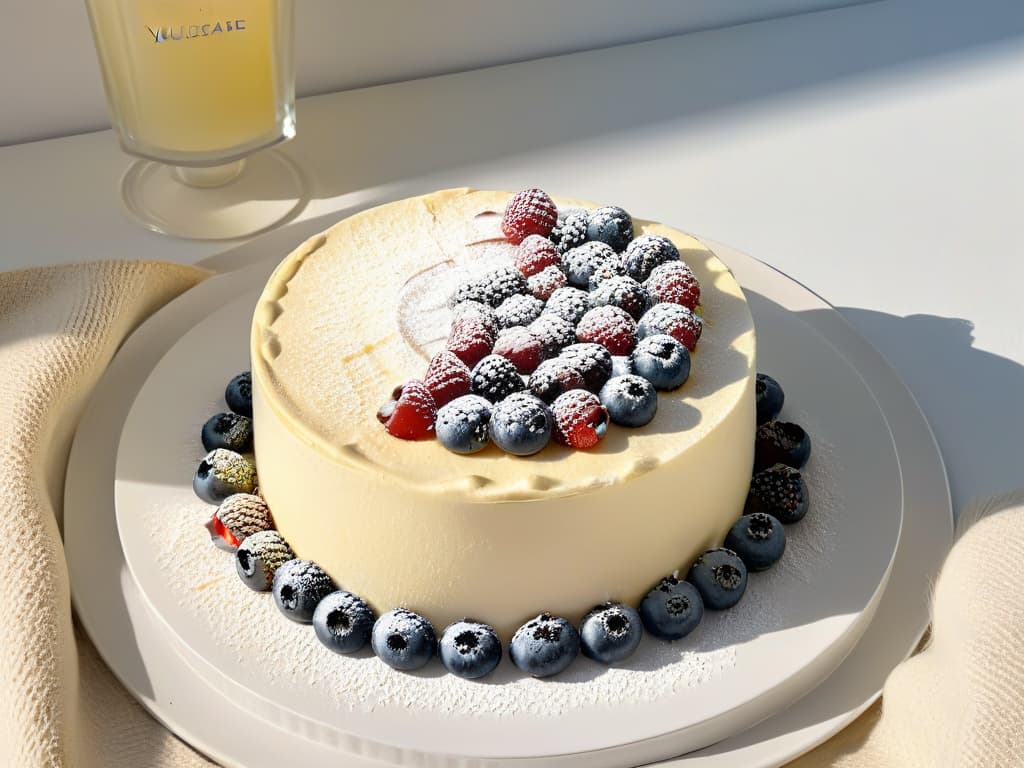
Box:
[112,238,901,760]
[62,242,952,768]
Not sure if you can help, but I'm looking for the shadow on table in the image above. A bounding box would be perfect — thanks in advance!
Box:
[837,308,1024,516]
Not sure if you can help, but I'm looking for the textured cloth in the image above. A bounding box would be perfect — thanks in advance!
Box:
[0,260,1020,767]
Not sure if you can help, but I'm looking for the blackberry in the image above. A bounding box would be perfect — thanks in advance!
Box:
[470,354,525,402]
[754,420,811,472]
[449,266,528,308]
[558,343,613,392]
[551,209,589,254]
[495,293,544,329]
[542,287,592,325]
[564,241,617,288]
[745,464,810,524]
[622,235,680,282]
[590,276,650,320]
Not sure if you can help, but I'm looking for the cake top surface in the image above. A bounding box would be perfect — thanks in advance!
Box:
[251,188,755,500]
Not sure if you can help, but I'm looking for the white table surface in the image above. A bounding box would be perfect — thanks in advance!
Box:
[2,0,1021,518]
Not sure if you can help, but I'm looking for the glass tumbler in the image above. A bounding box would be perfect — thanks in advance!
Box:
[85,0,306,239]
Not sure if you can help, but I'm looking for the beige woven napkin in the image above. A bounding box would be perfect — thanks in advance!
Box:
[1,261,1020,767]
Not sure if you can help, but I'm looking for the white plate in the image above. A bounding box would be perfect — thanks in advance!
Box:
[114,234,898,766]
[64,241,949,768]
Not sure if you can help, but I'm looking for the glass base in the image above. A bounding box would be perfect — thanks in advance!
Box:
[120,150,307,240]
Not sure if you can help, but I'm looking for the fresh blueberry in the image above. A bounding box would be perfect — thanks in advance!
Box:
[579,603,643,665]
[599,375,658,427]
[471,354,525,403]
[371,609,437,671]
[272,559,334,623]
[439,620,503,679]
[725,513,787,571]
[755,373,785,425]
[563,241,617,288]
[630,334,690,390]
[235,531,293,591]
[611,355,635,378]
[225,371,253,417]
[193,449,257,504]
[745,463,810,524]
[313,590,376,654]
[509,613,580,677]
[754,420,811,471]
[687,549,748,611]
[586,206,634,252]
[489,392,553,456]
[639,576,704,641]
[435,395,492,454]
[201,412,253,453]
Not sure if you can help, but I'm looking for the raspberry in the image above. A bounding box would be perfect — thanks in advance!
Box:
[527,265,567,301]
[502,188,558,244]
[377,381,436,440]
[558,343,613,392]
[576,305,638,356]
[528,358,587,404]
[590,275,650,320]
[495,293,544,329]
[446,316,494,367]
[622,235,679,282]
[551,390,609,449]
[543,286,592,325]
[470,354,526,402]
[645,261,700,310]
[424,350,472,406]
[493,326,546,374]
[550,209,589,254]
[513,235,562,277]
[637,303,703,351]
[451,300,499,337]
[528,313,576,357]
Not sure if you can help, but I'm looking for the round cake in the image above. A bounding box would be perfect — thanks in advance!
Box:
[250,188,756,638]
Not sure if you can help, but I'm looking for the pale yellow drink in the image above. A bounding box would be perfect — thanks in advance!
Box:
[86,0,294,163]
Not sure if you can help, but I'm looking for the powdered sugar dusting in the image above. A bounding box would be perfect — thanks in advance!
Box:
[151,415,840,720]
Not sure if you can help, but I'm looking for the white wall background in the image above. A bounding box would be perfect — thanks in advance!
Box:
[0,0,871,146]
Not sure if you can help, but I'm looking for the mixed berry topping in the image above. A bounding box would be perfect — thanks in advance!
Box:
[637,302,703,352]
[377,380,437,440]
[502,187,558,244]
[550,208,589,254]
[586,205,634,252]
[645,260,700,310]
[639,576,704,641]
[272,559,334,623]
[725,512,787,571]
[201,412,253,453]
[687,548,748,611]
[376,187,708,457]
[513,234,562,277]
[471,354,526,402]
[423,350,472,407]
[551,389,609,449]
[235,530,294,592]
[224,371,253,417]
[193,449,257,504]
[206,493,273,551]
[575,305,638,356]
[371,609,438,671]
